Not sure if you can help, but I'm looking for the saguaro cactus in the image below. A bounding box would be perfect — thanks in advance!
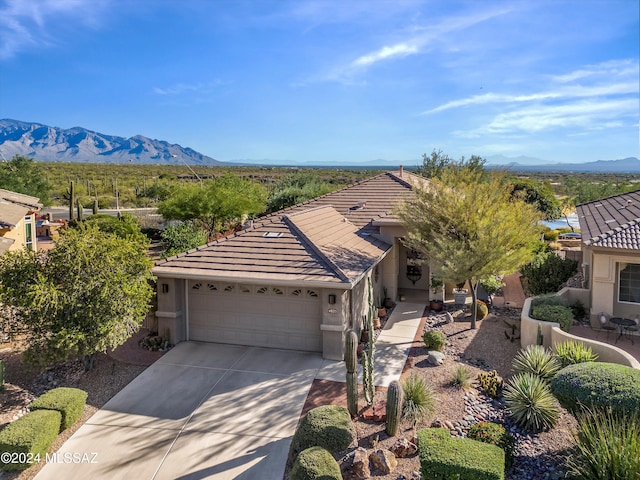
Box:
[345,329,358,417]
[67,180,75,220]
[385,380,404,436]
[92,198,99,215]
[362,312,375,406]
[76,198,84,221]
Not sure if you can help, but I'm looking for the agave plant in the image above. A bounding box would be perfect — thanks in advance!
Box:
[554,340,598,368]
[504,372,559,432]
[512,344,561,380]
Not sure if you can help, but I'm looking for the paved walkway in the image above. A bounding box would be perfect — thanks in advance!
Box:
[493,272,526,309]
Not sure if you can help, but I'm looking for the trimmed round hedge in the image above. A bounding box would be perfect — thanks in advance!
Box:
[288,405,355,464]
[290,446,342,480]
[550,362,640,414]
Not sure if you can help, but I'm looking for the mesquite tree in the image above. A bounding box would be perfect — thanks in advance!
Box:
[397,165,541,329]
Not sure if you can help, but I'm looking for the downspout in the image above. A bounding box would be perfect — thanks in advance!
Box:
[184,280,190,341]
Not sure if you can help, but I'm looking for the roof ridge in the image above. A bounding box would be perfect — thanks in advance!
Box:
[283,214,351,283]
[586,218,640,245]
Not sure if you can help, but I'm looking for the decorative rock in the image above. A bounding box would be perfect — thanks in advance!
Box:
[391,437,418,458]
[370,448,398,474]
[445,312,454,324]
[426,351,445,366]
[352,447,370,479]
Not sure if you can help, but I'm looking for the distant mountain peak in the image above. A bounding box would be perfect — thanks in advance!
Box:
[0,119,223,165]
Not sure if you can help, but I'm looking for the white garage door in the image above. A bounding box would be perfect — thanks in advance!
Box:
[188,281,323,352]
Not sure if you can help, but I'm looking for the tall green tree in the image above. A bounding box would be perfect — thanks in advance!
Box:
[0,223,154,370]
[158,174,266,238]
[416,149,486,179]
[0,155,52,205]
[509,178,562,221]
[161,221,209,258]
[397,166,542,328]
[267,172,335,212]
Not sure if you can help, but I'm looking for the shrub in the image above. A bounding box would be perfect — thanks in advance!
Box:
[417,428,505,480]
[565,408,640,480]
[402,374,437,426]
[290,446,342,480]
[570,300,587,321]
[553,340,598,368]
[477,370,503,398]
[29,387,88,431]
[423,329,446,351]
[288,405,355,464]
[521,252,578,295]
[511,345,561,380]
[530,305,574,332]
[479,276,503,296]
[543,229,559,241]
[550,362,640,415]
[476,300,489,320]
[468,422,515,468]
[450,365,472,389]
[530,294,565,309]
[504,373,559,432]
[0,410,62,471]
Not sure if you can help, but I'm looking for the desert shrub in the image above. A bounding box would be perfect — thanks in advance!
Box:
[290,446,342,480]
[553,340,598,368]
[0,410,62,471]
[402,374,437,426]
[530,294,565,309]
[417,428,505,480]
[521,252,578,295]
[570,300,587,321]
[504,373,559,432]
[477,370,503,398]
[450,365,472,389]
[511,345,561,380]
[29,387,87,431]
[530,305,574,332]
[288,405,355,464]
[423,329,446,351]
[543,229,559,241]
[479,276,503,296]
[468,422,515,468]
[476,300,489,320]
[550,362,640,415]
[565,407,640,480]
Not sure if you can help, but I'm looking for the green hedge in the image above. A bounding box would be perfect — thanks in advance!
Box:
[0,410,62,471]
[417,428,505,480]
[550,362,640,415]
[29,387,88,431]
[290,446,342,480]
[288,405,355,464]
[530,304,573,332]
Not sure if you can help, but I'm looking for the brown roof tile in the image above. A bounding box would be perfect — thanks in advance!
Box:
[153,171,418,285]
[0,189,41,228]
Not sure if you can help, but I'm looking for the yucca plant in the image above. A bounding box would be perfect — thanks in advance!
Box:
[449,365,472,390]
[504,372,559,432]
[402,374,437,427]
[554,340,598,368]
[565,407,640,480]
[512,344,561,380]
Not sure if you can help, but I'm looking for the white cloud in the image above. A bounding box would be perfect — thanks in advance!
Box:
[551,59,638,83]
[0,0,109,60]
[153,80,229,97]
[352,43,419,67]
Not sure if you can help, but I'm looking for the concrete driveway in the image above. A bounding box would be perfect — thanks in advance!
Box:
[35,342,324,480]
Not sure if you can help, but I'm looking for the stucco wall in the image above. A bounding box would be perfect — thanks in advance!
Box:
[2,215,37,252]
[521,291,639,370]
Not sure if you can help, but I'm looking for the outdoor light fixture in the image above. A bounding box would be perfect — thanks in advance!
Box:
[328,294,336,304]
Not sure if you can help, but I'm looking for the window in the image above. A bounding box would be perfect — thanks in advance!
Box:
[192,283,202,290]
[24,217,33,250]
[272,287,284,295]
[619,263,640,304]
[207,283,217,291]
[256,286,268,294]
[240,285,252,294]
[223,285,235,292]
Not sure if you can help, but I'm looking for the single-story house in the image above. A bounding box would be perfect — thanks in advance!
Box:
[0,189,41,254]
[577,189,640,324]
[153,168,435,360]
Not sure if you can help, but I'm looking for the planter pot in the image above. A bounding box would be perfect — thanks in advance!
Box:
[383,298,394,309]
[430,300,444,312]
[377,307,387,318]
[453,289,468,305]
[373,317,381,329]
[361,330,369,343]
[357,343,364,358]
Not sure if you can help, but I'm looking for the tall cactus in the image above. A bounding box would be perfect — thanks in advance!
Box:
[92,198,99,215]
[76,198,84,221]
[362,313,375,406]
[385,380,404,436]
[67,180,75,221]
[345,329,358,417]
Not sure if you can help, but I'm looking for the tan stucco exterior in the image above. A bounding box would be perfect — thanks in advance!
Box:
[0,213,37,252]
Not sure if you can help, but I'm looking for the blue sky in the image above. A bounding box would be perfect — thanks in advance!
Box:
[0,0,638,165]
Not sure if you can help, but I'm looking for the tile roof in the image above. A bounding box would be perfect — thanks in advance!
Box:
[577,189,640,249]
[0,189,42,229]
[153,170,421,286]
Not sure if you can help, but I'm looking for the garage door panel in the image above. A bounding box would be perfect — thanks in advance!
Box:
[188,285,322,352]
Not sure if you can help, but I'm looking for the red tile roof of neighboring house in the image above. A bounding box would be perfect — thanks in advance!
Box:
[577,189,640,250]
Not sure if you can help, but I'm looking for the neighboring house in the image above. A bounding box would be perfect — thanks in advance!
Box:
[0,189,42,254]
[153,168,433,360]
[577,189,640,324]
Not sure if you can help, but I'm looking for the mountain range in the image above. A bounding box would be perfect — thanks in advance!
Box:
[1,119,638,172]
[0,119,222,165]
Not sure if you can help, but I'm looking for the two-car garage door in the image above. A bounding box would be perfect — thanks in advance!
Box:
[188,281,323,352]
